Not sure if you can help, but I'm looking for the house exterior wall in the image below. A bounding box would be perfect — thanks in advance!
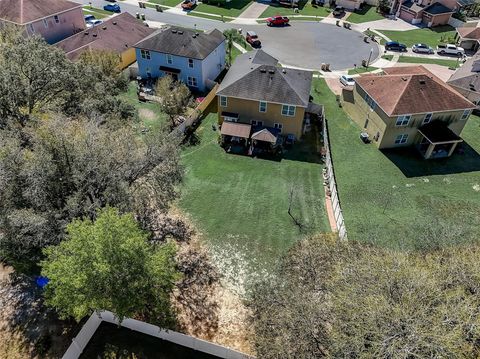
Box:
[424,12,452,27]
[120,48,137,70]
[135,40,225,92]
[399,7,420,23]
[335,0,361,10]
[353,84,471,149]
[216,96,306,139]
[23,7,85,44]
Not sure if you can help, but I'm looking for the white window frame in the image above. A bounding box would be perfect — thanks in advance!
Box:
[43,19,48,28]
[54,15,60,24]
[259,101,267,113]
[394,134,409,144]
[395,115,411,127]
[365,93,376,111]
[274,123,283,133]
[188,58,194,68]
[187,76,198,87]
[166,54,173,64]
[220,96,227,107]
[140,49,151,60]
[281,104,295,117]
[461,109,471,120]
[423,113,432,125]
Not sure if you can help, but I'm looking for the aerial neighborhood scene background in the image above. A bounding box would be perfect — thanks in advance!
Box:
[1,0,480,357]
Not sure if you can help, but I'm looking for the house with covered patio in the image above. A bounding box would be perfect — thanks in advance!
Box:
[350,66,476,159]
[216,50,322,154]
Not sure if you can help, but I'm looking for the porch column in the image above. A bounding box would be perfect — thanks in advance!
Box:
[424,143,435,159]
[447,142,458,157]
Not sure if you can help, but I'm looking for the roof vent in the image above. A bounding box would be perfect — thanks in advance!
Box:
[192,34,196,38]
[268,69,275,74]
[195,32,199,36]
[282,69,286,74]
[102,26,107,30]
[401,77,407,81]
[113,21,117,25]
[419,79,426,85]
[260,68,267,73]
[178,30,184,35]
[171,29,177,33]
[84,31,89,35]
[93,33,97,37]
[125,43,128,47]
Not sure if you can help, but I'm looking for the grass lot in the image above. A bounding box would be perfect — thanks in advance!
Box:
[178,112,329,282]
[119,82,168,132]
[381,54,393,60]
[260,2,331,18]
[149,0,183,7]
[378,25,456,48]
[194,0,252,17]
[312,78,480,250]
[397,55,461,68]
[348,66,377,74]
[82,6,112,19]
[347,5,384,23]
[229,46,243,63]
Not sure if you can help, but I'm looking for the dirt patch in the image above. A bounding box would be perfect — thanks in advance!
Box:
[138,108,157,121]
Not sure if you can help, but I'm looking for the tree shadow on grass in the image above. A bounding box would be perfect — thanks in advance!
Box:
[381,142,480,178]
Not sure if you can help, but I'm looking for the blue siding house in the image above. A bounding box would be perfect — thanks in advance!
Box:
[134,27,226,92]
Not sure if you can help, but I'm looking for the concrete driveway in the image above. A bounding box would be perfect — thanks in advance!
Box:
[75,0,380,71]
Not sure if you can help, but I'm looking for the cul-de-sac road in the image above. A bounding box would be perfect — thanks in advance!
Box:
[76,0,380,70]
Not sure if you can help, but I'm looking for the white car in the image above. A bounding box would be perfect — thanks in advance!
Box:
[412,43,434,54]
[86,19,103,28]
[340,75,355,86]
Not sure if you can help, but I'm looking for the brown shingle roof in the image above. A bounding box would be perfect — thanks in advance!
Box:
[0,0,81,24]
[55,13,155,61]
[457,26,480,40]
[220,121,251,138]
[355,66,475,116]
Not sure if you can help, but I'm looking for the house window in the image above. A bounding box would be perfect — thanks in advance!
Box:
[28,23,35,33]
[259,101,267,113]
[54,15,60,23]
[395,115,411,127]
[187,76,198,87]
[281,104,295,117]
[365,93,376,110]
[394,134,409,144]
[220,96,227,107]
[188,58,194,68]
[43,19,48,28]
[423,113,432,124]
[140,49,151,60]
[166,54,173,64]
[461,109,471,120]
[274,123,283,133]
[251,120,263,126]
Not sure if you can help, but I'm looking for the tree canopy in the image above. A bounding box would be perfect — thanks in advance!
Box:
[41,207,180,324]
[251,234,480,358]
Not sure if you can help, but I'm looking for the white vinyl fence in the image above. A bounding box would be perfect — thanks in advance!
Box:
[62,310,254,359]
[322,119,347,240]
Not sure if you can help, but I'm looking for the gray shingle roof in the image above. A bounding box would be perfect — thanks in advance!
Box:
[447,54,480,91]
[134,26,224,60]
[217,50,312,107]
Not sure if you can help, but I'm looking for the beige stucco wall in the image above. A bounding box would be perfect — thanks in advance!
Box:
[352,84,471,149]
[216,96,306,139]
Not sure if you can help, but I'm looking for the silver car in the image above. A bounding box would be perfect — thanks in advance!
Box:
[340,75,355,86]
[412,43,434,54]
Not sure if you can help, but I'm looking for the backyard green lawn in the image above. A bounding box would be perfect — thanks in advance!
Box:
[347,5,384,23]
[312,78,480,250]
[193,0,252,17]
[178,112,329,286]
[260,2,331,18]
[378,25,456,48]
[396,55,461,68]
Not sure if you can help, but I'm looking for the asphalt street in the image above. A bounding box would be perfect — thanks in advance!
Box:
[77,0,380,70]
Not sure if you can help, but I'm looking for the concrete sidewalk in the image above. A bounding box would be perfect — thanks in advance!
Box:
[231,1,269,24]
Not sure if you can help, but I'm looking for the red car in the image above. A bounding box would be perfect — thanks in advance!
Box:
[266,16,289,26]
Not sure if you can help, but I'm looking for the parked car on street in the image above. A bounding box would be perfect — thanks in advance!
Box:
[332,6,345,16]
[385,41,407,52]
[103,3,121,12]
[181,0,197,10]
[246,31,261,47]
[340,75,355,86]
[437,44,465,56]
[86,19,103,28]
[266,16,290,26]
[412,43,434,54]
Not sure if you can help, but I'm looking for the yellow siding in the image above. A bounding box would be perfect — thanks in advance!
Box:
[119,48,137,70]
[217,96,305,139]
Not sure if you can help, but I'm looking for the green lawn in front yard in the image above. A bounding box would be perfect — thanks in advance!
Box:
[348,66,377,74]
[193,0,252,17]
[178,112,329,285]
[119,82,169,132]
[397,55,461,68]
[82,6,112,19]
[347,5,384,23]
[148,0,183,7]
[311,78,480,250]
[378,25,456,48]
[259,2,331,18]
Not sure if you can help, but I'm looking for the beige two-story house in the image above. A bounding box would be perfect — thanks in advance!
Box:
[216,50,314,144]
[351,66,476,159]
